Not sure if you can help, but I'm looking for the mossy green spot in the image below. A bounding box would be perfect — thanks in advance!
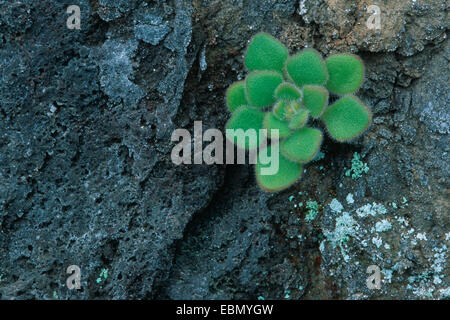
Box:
[302,85,328,118]
[245,33,289,73]
[256,145,303,192]
[225,106,265,149]
[226,81,248,112]
[286,48,328,87]
[345,152,369,179]
[326,54,365,95]
[246,71,283,108]
[321,95,371,141]
[281,127,323,163]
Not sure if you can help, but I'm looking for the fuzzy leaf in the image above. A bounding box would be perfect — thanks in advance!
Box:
[273,100,288,120]
[284,100,302,119]
[286,48,328,87]
[245,33,289,73]
[225,106,265,149]
[263,113,291,139]
[281,127,323,163]
[321,95,372,141]
[226,81,248,112]
[325,54,365,95]
[274,82,302,100]
[302,85,328,118]
[273,100,301,120]
[246,71,283,108]
[256,145,303,192]
[289,109,309,130]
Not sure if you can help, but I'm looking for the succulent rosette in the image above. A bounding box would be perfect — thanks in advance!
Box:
[226,33,372,192]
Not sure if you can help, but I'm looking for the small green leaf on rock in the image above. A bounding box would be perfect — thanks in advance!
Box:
[225,106,265,149]
[321,95,372,141]
[281,127,323,163]
[256,145,303,192]
[246,71,283,108]
[245,33,289,73]
[302,85,328,118]
[326,54,365,95]
[226,81,248,112]
[286,48,328,87]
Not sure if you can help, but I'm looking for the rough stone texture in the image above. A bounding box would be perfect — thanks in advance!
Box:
[0,0,448,299]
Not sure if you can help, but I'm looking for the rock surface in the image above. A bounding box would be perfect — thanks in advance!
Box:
[0,0,448,299]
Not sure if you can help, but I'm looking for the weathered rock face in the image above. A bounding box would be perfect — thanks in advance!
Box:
[0,0,448,299]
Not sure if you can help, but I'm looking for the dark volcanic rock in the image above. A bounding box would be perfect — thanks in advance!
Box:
[0,0,448,299]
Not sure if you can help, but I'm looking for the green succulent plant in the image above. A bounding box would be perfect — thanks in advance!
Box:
[225,32,372,192]
[256,145,303,192]
[226,81,248,112]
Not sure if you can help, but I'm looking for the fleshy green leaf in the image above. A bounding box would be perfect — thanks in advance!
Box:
[273,100,302,120]
[284,100,302,119]
[321,95,372,141]
[285,48,328,87]
[274,82,302,100]
[226,81,248,112]
[256,145,303,192]
[302,85,329,118]
[325,54,365,95]
[245,71,283,108]
[263,112,291,139]
[244,33,289,73]
[289,109,309,130]
[281,127,323,163]
[273,100,288,120]
[225,106,265,149]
